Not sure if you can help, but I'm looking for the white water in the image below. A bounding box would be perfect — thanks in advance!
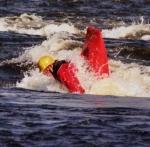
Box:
[103,17,150,40]
[0,13,79,36]
[0,14,150,97]
[0,14,149,40]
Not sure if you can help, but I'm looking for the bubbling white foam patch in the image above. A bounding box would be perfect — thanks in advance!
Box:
[22,31,82,63]
[89,60,150,97]
[0,13,78,36]
[103,22,150,40]
[141,35,150,41]
[0,18,8,31]
[16,69,66,93]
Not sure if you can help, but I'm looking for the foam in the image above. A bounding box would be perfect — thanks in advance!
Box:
[0,14,150,97]
[17,56,150,97]
[0,14,78,36]
[103,18,150,40]
[17,35,150,97]
[1,14,149,41]
[13,29,150,97]
[89,60,150,97]
[16,69,66,93]
[22,31,82,63]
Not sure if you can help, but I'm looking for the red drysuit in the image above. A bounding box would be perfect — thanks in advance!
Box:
[57,62,85,94]
[44,60,85,94]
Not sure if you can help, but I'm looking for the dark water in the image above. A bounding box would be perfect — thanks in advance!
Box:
[0,88,150,147]
[0,0,150,146]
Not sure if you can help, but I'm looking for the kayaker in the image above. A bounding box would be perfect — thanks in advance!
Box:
[37,55,85,94]
[37,26,109,94]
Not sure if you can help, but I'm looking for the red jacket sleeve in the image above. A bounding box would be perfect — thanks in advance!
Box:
[57,63,85,94]
[81,26,109,77]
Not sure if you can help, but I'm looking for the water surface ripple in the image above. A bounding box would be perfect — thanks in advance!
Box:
[0,88,150,146]
[0,0,150,146]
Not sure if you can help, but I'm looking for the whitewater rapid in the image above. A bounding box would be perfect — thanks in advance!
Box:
[0,14,150,97]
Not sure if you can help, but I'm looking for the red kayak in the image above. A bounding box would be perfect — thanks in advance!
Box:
[81,26,109,77]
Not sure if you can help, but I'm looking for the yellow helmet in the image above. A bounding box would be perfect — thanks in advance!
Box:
[38,55,55,72]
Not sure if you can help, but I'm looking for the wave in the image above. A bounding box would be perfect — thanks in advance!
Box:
[0,14,150,97]
[0,14,150,40]
[0,13,79,36]
[103,17,150,40]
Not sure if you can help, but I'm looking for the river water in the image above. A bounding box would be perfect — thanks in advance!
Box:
[0,0,150,146]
